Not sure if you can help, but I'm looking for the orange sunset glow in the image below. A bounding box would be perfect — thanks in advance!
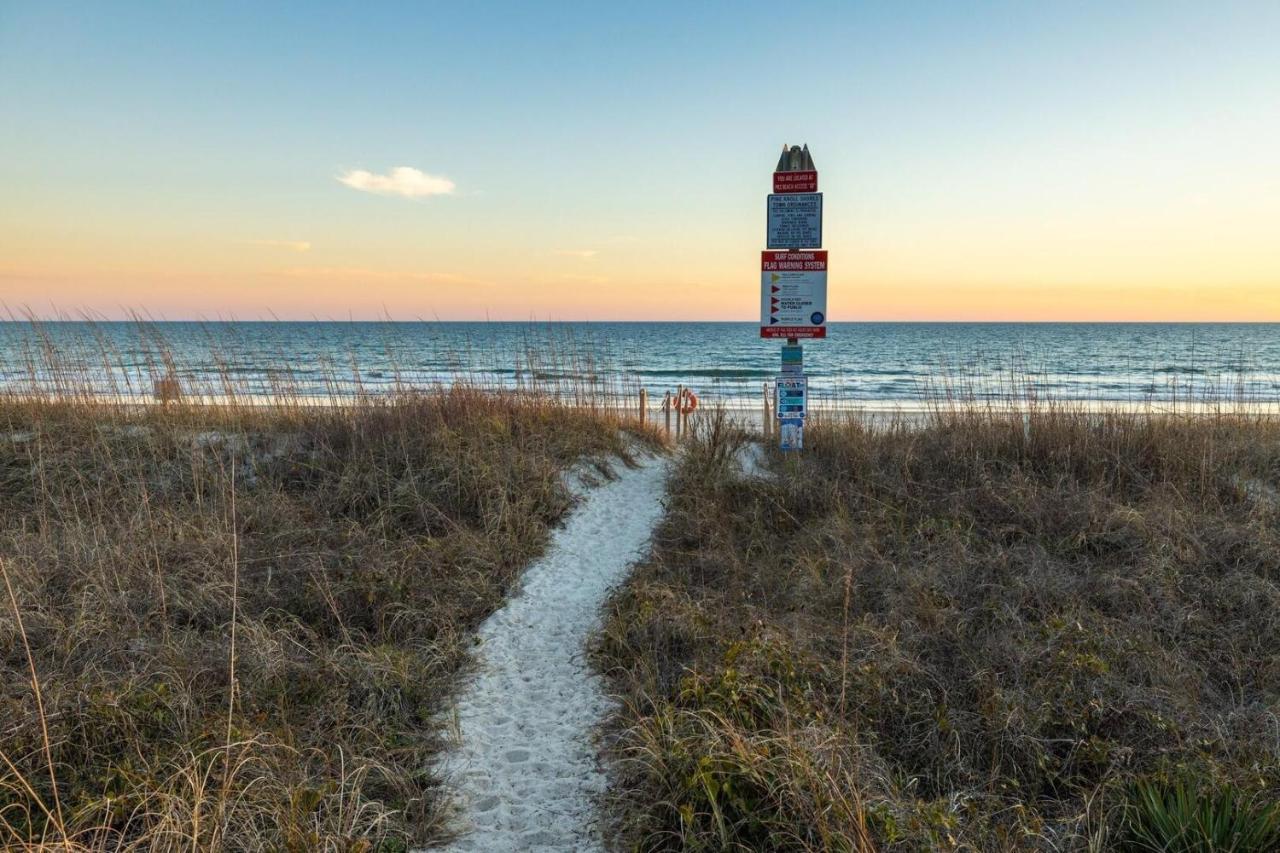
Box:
[2,3,1278,321]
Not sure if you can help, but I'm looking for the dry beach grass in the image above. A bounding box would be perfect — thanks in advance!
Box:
[0,388,655,850]
[5,319,1280,851]
[598,408,1280,851]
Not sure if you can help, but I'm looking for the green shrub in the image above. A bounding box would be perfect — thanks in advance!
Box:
[1120,780,1280,853]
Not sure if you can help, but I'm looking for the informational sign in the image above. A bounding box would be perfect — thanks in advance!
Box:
[760,250,827,339]
[767,193,822,249]
[762,143,825,453]
[780,343,803,374]
[773,170,818,193]
[779,418,804,451]
[775,375,808,419]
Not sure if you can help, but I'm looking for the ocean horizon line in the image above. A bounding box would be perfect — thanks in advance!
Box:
[5,319,1280,326]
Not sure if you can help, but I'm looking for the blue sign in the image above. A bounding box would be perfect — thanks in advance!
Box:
[780,343,803,375]
[775,375,808,419]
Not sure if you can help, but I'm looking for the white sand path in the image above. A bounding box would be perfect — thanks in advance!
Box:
[430,453,669,852]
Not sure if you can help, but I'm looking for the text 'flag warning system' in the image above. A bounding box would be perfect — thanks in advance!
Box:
[760,251,827,339]
[761,143,828,451]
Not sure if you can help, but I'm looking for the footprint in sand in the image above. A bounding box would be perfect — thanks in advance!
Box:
[429,454,668,853]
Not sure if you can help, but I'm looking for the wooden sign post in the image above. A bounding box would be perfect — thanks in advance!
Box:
[761,143,825,450]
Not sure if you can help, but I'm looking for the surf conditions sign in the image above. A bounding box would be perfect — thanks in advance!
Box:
[762,142,825,451]
[760,250,827,339]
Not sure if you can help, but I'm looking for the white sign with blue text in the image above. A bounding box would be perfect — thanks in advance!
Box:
[766,193,823,249]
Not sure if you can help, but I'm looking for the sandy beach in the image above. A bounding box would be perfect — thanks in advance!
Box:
[433,453,668,852]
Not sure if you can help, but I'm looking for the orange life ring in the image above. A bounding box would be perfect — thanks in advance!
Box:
[677,388,699,414]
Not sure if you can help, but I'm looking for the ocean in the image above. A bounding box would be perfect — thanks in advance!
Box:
[2,321,1278,409]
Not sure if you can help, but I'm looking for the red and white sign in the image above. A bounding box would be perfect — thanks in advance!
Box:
[761,250,827,339]
[773,170,818,193]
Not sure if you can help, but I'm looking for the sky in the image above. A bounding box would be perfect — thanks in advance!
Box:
[2,1,1278,321]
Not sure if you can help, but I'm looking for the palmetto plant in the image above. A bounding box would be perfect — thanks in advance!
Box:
[1121,781,1280,853]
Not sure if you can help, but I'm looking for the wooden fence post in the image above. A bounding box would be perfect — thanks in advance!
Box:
[639,388,648,425]
[762,381,771,438]
[675,384,683,438]
[663,391,672,436]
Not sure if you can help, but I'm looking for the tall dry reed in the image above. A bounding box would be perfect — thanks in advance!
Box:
[0,321,659,850]
[598,405,1280,851]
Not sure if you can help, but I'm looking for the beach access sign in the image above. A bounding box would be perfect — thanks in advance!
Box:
[761,250,827,339]
[773,169,818,193]
[767,193,822,249]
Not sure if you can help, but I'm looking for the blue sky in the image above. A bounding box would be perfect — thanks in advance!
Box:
[2,1,1278,319]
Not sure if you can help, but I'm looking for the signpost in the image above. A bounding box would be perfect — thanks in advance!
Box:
[775,376,808,418]
[779,418,804,451]
[773,170,817,193]
[766,194,823,249]
[760,250,826,338]
[762,143,826,451]
[780,343,804,374]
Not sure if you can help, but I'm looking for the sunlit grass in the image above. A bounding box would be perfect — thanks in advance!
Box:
[598,405,1280,850]
[0,321,661,849]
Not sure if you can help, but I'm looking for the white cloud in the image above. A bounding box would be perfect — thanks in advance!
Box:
[554,249,598,259]
[248,239,311,252]
[337,166,455,198]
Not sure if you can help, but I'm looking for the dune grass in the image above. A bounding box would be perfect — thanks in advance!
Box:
[597,408,1280,851]
[0,387,655,850]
